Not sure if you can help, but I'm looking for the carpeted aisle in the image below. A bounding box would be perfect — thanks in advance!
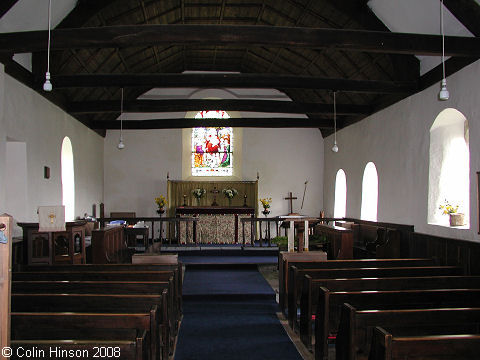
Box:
[174,264,303,360]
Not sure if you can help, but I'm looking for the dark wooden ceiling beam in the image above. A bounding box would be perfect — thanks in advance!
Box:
[67,99,371,116]
[0,0,19,19]
[50,73,417,93]
[326,0,420,82]
[1,24,479,56]
[443,0,480,36]
[90,117,333,129]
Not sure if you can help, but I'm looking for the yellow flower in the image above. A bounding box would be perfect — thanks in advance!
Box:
[259,197,272,208]
[439,200,459,215]
[155,195,167,207]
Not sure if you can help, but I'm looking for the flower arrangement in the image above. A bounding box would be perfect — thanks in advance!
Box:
[259,197,272,209]
[439,199,459,215]
[155,195,167,214]
[192,188,206,199]
[222,188,238,199]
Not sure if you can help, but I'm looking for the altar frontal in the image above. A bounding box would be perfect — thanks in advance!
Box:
[167,180,258,244]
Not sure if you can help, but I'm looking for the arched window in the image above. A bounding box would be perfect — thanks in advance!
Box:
[334,169,347,218]
[61,137,75,221]
[428,108,469,227]
[192,110,233,176]
[361,162,378,221]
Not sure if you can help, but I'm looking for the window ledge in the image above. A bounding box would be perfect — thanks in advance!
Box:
[428,222,470,230]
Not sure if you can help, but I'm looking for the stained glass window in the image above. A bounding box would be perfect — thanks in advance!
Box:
[192,110,233,176]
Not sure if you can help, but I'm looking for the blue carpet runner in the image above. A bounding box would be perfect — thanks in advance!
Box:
[174,264,303,360]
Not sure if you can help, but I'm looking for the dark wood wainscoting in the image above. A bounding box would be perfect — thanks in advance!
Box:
[410,232,480,275]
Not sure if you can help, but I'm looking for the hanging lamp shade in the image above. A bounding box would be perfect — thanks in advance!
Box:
[43,0,52,92]
[118,88,125,150]
[332,91,338,153]
[438,0,449,101]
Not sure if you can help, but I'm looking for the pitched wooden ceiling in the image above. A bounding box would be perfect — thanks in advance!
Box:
[1,0,479,137]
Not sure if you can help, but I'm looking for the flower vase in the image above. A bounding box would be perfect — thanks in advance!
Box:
[262,208,270,217]
[228,198,232,207]
[156,207,165,216]
[449,213,465,226]
[195,198,200,207]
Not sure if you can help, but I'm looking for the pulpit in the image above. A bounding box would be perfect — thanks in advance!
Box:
[176,206,254,244]
[18,221,87,265]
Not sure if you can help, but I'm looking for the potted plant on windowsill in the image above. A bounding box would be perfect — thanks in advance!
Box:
[439,199,464,226]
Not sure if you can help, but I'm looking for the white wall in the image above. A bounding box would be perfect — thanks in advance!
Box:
[104,129,182,217]
[243,128,324,217]
[104,86,325,218]
[323,59,480,241]
[0,67,104,235]
[104,127,324,218]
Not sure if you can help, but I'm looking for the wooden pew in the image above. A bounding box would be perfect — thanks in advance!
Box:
[16,263,183,313]
[12,280,171,294]
[12,270,179,305]
[278,252,327,313]
[11,313,154,360]
[289,265,463,329]
[11,293,169,360]
[18,263,183,295]
[337,305,480,360]
[290,273,480,331]
[312,288,480,360]
[369,326,480,360]
[279,258,435,314]
[12,270,180,333]
[11,279,179,341]
[13,266,182,347]
[290,274,480,331]
[10,329,147,360]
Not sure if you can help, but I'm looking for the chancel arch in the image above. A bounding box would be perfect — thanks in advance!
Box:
[428,108,470,227]
[61,136,75,221]
[360,162,378,221]
[334,169,347,218]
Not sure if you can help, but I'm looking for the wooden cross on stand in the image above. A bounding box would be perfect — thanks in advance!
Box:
[284,192,298,215]
[210,186,219,206]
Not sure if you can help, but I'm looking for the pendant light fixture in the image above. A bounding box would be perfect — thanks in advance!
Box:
[43,0,53,92]
[331,91,339,153]
[117,88,125,150]
[438,0,449,101]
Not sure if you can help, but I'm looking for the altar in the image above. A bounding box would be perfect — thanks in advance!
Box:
[176,206,254,244]
[167,180,258,244]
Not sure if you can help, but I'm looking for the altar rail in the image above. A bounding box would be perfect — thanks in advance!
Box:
[240,217,281,246]
[97,217,198,245]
